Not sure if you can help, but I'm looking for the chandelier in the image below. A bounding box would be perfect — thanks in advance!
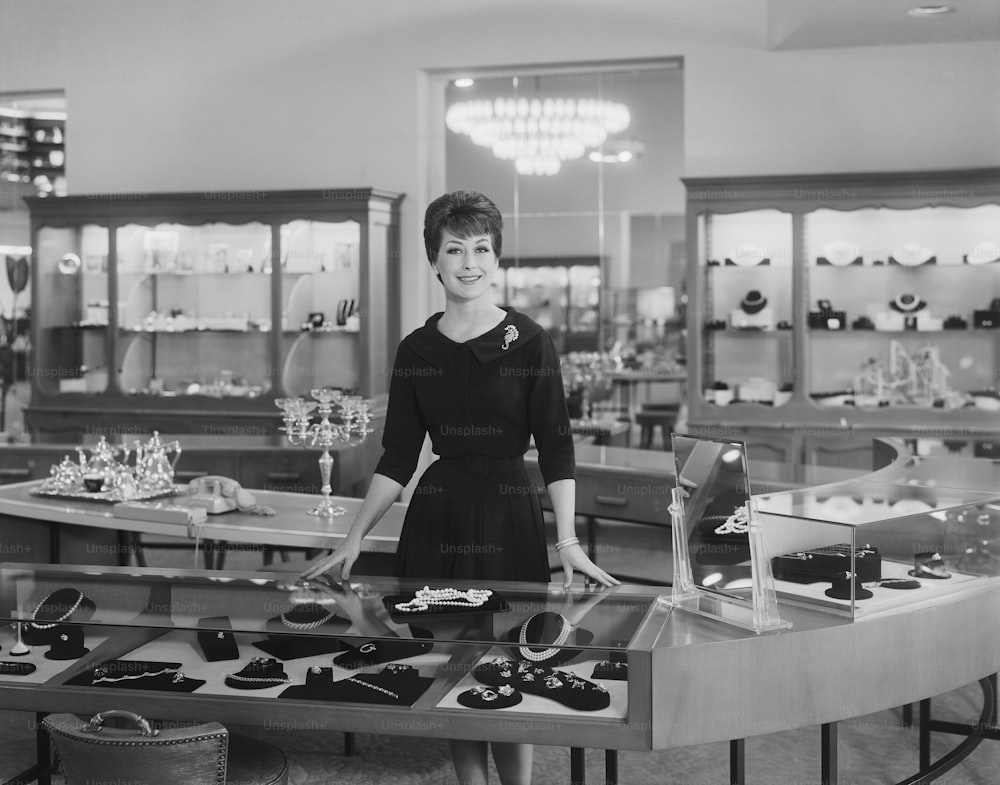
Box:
[446,97,631,176]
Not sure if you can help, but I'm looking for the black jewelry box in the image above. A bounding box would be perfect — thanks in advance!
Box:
[973,310,1000,329]
[772,544,881,584]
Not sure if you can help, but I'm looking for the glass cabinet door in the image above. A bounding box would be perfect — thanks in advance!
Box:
[805,204,1000,409]
[115,221,273,398]
[278,219,362,397]
[34,224,110,395]
[699,208,794,408]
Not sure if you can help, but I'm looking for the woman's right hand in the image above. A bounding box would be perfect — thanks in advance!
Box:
[301,535,363,581]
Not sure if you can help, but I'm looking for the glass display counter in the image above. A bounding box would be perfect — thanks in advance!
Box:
[758,479,1000,618]
[0,565,667,751]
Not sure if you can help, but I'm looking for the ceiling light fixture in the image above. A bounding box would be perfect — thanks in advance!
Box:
[588,138,645,165]
[453,78,474,88]
[906,5,954,16]
[446,96,631,175]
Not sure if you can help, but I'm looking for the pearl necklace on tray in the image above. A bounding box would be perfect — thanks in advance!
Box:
[393,586,493,613]
[518,613,572,662]
[29,589,86,630]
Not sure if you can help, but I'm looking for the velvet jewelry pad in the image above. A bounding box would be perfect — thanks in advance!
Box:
[502,612,594,667]
[332,628,434,669]
[280,664,433,707]
[65,660,205,693]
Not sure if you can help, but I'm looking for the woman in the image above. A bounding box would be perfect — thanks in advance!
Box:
[304,190,617,785]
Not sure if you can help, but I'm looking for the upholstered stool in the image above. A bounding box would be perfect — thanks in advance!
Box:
[635,409,677,450]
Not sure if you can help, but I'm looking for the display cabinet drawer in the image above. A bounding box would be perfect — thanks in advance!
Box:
[574,472,670,525]
[239,452,321,495]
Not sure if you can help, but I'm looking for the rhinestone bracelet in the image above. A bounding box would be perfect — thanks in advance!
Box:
[346,677,398,700]
[225,673,291,684]
[280,609,334,630]
[92,667,184,685]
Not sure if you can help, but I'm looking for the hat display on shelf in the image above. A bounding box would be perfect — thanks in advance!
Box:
[889,242,935,267]
[965,240,1000,265]
[889,293,927,313]
[740,290,768,314]
[818,239,862,266]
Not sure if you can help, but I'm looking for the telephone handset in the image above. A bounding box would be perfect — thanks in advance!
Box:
[187,475,258,515]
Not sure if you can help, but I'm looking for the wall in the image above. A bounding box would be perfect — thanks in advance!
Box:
[1,0,998,339]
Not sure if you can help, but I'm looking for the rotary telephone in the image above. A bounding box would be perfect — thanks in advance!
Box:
[187,475,264,515]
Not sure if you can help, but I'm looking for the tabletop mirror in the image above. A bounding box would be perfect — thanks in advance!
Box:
[669,434,790,633]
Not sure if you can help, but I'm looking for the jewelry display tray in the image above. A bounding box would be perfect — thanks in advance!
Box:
[29,485,183,504]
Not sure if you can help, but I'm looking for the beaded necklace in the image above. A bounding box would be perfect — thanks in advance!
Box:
[393,586,492,613]
[30,589,85,630]
[517,613,571,662]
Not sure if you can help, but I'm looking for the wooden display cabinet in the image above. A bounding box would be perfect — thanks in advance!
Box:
[24,188,403,442]
[683,168,1000,475]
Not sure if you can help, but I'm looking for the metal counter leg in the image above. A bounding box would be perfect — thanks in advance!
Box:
[605,749,618,785]
[919,697,932,772]
[570,747,585,785]
[730,738,745,785]
[821,721,838,785]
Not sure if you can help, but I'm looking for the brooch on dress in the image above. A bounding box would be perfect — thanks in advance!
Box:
[501,325,519,350]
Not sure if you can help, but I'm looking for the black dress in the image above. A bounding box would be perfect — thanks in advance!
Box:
[374,307,575,582]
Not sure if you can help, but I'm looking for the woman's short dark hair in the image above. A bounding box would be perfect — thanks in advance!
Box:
[423,191,503,264]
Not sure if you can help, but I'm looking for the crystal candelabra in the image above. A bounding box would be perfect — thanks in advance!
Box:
[275,389,374,517]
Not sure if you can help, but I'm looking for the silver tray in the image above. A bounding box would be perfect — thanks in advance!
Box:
[30,485,185,504]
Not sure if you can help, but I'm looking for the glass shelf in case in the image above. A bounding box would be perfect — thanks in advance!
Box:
[757,479,1000,618]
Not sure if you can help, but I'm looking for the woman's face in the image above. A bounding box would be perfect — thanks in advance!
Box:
[431,230,498,300]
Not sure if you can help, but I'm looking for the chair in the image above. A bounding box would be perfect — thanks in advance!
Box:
[635,403,679,450]
[43,710,288,785]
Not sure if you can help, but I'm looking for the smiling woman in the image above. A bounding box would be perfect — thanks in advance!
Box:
[302,189,618,785]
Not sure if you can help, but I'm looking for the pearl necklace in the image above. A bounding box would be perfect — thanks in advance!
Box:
[346,677,398,700]
[518,613,571,662]
[394,586,492,613]
[30,589,85,630]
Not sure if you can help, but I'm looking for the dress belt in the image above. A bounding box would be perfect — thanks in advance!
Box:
[434,455,525,475]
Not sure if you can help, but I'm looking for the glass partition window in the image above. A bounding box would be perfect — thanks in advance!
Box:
[34,224,110,394]
[444,63,684,363]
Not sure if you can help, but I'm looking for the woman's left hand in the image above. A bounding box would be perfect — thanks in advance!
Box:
[558,544,620,589]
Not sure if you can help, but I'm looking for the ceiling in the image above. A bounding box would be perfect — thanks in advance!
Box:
[767,0,1000,49]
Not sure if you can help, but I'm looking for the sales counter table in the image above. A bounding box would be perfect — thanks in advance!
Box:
[0,443,885,575]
